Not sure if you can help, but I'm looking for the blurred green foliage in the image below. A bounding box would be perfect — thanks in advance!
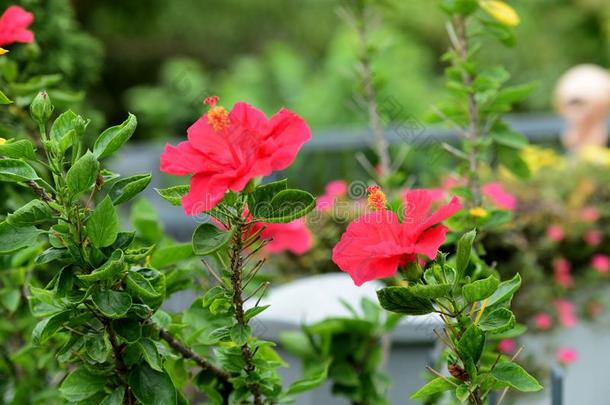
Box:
[71,0,609,139]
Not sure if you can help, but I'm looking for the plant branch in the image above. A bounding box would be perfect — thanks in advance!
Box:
[157,327,231,383]
[229,216,263,405]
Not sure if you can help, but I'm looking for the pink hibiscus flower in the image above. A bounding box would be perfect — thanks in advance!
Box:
[553,257,573,288]
[591,254,610,274]
[584,229,602,247]
[482,182,517,211]
[250,218,313,255]
[546,225,565,242]
[497,339,517,354]
[555,299,577,328]
[332,188,461,286]
[0,6,34,47]
[533,313,553,331]
[580,206,600,223]
[556,347,578,365]
[316,180,348,212]
[160,97,311,214]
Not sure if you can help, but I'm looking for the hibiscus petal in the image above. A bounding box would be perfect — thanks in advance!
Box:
[417,197,462,232]
[261,219,313,255]
[181,172,234,215]
[402,189,433,226]
[186,116,236,165]
[230,102,268,130]
[332,210,403,286]
[264,108,312,171]
[414,225,449,260]
[0,6,34,46]
[160,141,209,175]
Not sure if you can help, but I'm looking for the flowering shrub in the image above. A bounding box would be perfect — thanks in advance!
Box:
[0,59,327,404]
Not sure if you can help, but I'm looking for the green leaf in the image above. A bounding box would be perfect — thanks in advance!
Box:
[456,230,476,278]
[155,185,189,206]
[462,275,499,303]
[492,362,543,392]
[409,283,452,299]
[78,250,126,283]
[456,385,471,402]
[0,158,38,182]
[248,179,287,216]
[87,196,120,248]
[0,139,36,160]
[129,364,177,405]
[138,338,163,371]
[0,88,12,104]
[150,243,192,268]
[487,274,521,307]
[6,199,53,226]
[113,318,142,343]
[244,305,270,322]
[285,359,331,395]
[66,151,99,196]
[32,310,71,344]
[130,199,163,244]
[93,113,137,159]
[85,333,111,363]
[92,290,132,319]
[492,130,528,149]
[376,286,435,315]
[100,387,125,405]
[497,145,531,180]
[192,223,232,256]
[252,189,316,223]
[0,221,41,254]
[230,324,251,346]
[109,173,152,205]
[50,110,77,141]
[59,367,107,402]
[50,110,87,154]
[126,271,162,299]
[493,83,537,107]
[411,377,456,399]
[458,324,485,363]
[479,308,515,334]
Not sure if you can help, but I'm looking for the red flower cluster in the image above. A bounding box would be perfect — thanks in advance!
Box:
[332,189,461,286]
[160,98,311,214]
[0,6,34,48]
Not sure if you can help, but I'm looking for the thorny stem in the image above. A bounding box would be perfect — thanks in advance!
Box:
[453,16,482,206]
[355,4,391,179]
[229,209,263,405]
[158,327,232,401]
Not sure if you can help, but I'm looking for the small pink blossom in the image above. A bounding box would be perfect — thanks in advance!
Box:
[482,182,517,211]
[534,313,553,331]
[584,229,602,247]
[553,257,573,288]
[0,6,34,47]
[547,225,565,242]
[251,218,313,255]
[556,347,578,364]
[591,254,610,274]
[555,299,577,328]
[497,339,517,354]
[316,180,348,212]
[580,206,600,223]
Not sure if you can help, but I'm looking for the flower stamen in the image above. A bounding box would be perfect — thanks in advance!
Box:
[204,96,230,132]
[367,185,387,211]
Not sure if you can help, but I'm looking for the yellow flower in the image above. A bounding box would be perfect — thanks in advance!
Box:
[469,207,489,218]
[520,145,564,174]
[0,48,8,56]
[0,137,5,145]
[579,145,610,167]
[480,0,520,27]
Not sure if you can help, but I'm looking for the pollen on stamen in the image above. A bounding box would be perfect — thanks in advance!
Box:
[204,96,230,132]
[367,185,387,211]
